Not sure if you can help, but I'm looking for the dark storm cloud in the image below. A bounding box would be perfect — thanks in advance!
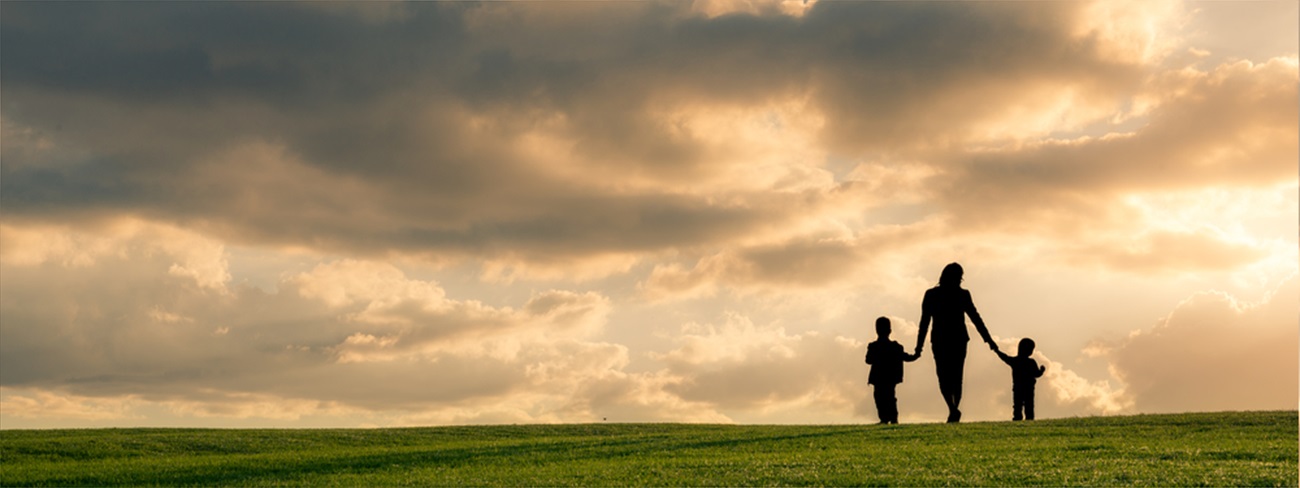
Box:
[1,1,1159,268]
[0,2,464,103]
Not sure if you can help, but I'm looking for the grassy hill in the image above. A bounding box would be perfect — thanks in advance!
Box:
[1,411,1295,486]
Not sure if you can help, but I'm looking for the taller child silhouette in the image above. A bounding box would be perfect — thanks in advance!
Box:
[865,317,919,424]
[913,263,996,423]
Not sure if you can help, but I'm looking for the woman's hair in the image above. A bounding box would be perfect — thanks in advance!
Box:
[938,262,963,287]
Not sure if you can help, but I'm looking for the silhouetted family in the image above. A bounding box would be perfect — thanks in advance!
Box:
[864,262,1046,424]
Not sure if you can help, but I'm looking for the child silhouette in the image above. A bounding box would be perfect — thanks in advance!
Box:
[865,317,920,424]
[993,338,1047,421]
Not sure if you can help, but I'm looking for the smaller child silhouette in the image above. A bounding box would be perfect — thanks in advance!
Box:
[864,317,919,424]
[993,338,1047,421]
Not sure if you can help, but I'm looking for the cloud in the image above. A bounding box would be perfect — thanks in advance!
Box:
[641,238,863,300]
[0,219,230,291]
[1061,228,1271,274]
[0,0,1242,277]
[1104,276,1299,413]
[1037,352,1133,415]
[0,222,652,422]
[941,58,1298,233]
[654,313,865,413]
[0,1,1293,427]
[639,217,942,300]
[0,388,145,422]
[3,217,1292,425]
[1017,275,1300,418]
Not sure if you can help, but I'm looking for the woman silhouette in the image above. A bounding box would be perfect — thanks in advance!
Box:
[914,263,995,423]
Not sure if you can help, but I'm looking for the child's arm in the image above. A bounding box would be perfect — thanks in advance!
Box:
[903,349,920,362]
[1036,363,1046,377]
[864,344,875,365]
[993,348,1013,365]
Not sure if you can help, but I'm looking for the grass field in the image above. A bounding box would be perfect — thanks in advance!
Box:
[1,411,1295,486]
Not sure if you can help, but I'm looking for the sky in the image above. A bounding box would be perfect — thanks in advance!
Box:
[1,0,1296,429]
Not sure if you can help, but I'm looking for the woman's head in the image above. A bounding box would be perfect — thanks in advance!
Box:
[938,262,963,287]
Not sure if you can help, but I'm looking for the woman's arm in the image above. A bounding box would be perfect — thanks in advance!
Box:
[915,315,930,355]
[965,290,995,347]
[915,289,932,354]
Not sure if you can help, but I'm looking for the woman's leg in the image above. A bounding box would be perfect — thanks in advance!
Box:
[932,342,968,422]
[950,344,966,408]
[931,349,951,413]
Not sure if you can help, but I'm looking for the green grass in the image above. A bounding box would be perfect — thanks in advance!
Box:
[1,411,1295,486]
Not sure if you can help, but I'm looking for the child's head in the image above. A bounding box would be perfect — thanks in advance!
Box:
[875,317,891,338]
[1017,338,1035,357]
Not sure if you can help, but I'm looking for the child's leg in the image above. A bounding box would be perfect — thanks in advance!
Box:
[1012,388,1024,421]
[1025,388,1035,420]
[883,384,898,423]
[872,385,889,423]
